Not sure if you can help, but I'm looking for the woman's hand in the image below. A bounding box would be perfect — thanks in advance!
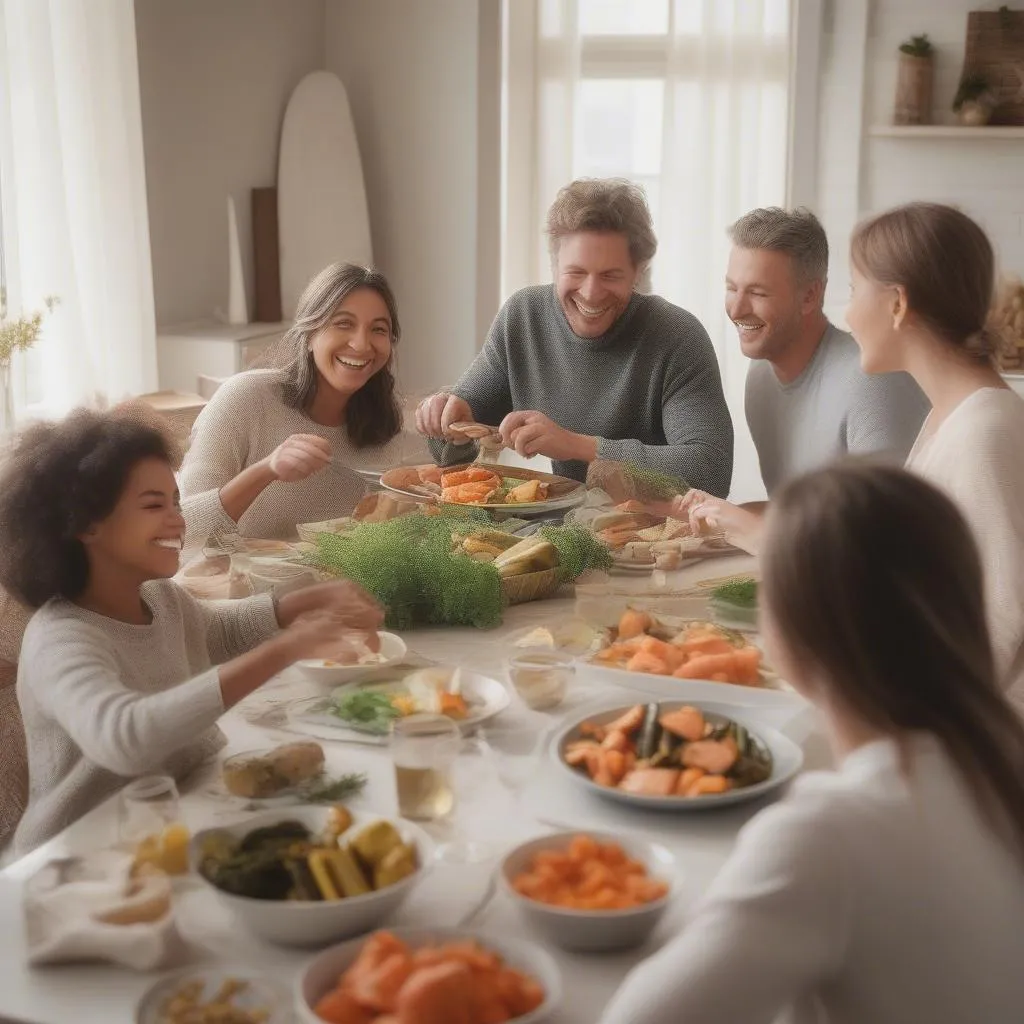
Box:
[268,434,332,483]
[277,608,381,665]
[415,393,473,439]
[671,490,764,555]
[274,579,384,640]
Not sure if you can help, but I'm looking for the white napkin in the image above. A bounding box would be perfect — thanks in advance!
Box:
[23,850,186,970]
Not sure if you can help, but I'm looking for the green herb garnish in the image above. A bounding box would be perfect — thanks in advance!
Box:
[330,691,401,734]
[539,523,613,579]
[710,577,758,608]
[303,772,368,803]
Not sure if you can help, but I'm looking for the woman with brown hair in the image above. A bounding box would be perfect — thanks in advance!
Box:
[179,263,427,557]
[847,202,1024,712]
[601,462,1024,1024]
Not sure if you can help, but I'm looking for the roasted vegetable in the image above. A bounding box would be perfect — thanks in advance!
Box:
[201,846,295,900]
[493,536,559,577]
[308,846,372,900]
[351,820,405,868]
[373,842,418,888]
[286,857,322,901]
[636,703,662,760]
[238,820,310,853]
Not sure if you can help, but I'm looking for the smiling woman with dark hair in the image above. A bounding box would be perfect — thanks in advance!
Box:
[178,262,428,558]
[0,405,383,853]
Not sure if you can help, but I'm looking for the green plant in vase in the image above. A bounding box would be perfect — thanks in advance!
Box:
[0,295,58,436]
[898,34,934,59]
[953,73,996,126]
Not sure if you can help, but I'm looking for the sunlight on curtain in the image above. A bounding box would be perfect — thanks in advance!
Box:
[0,0,157,417]
[503,0,793,500]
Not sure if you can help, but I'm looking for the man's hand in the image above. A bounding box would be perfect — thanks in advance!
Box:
[414,393,474,439]
[498,411,598,463]
[670,490,764,555]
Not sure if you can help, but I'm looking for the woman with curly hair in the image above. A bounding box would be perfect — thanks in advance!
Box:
[179,262,427,558]
[0,406,382,852]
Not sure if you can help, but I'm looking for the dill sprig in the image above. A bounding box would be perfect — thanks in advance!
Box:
[710,577,758,608]
[303,772,368,803]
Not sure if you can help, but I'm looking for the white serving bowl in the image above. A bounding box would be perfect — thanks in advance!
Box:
[295,926,562,1024]
[500,831,676,952]
[296,631,408,685]
[190,806,431,948]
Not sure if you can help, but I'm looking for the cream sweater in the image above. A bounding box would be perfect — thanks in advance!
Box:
[906,387,1024,713]
[14,580,280,853]
[179,370,429,559]
[601,734,1024,1024]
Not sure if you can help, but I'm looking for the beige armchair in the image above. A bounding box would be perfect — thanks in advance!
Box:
[0,587,30,850]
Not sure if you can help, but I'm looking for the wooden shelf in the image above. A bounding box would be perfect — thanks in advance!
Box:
[869,125,1024,139]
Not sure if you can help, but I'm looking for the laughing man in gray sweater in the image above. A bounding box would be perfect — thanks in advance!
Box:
[416,178,734,497]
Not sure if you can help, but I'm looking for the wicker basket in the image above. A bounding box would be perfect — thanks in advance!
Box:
[501,568,564,606]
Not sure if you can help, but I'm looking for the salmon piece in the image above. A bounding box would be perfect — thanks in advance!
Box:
[619,768,681,796]
[604,704,645,734]
[673,651,744,682]
[396,962,474,1024]
[495,969,546,1017]
[441,467,500,488]
[617,609,653,640]
[441,482,497,504]
[417,465,443,486]
[313,989,375,1024]
[344,932,408,991]
[350,951,415,1012]
[659,706,707,741]
[681,737,739,774]
[626,650,671,675]
[678,635,735,658]
[438,941,501,972]
[690,774,732,795]
[639,636,686,671]
[676,767,705,795]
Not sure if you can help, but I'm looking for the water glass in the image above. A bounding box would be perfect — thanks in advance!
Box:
[118,775,190,875]
[390,714,462,821]
[507,649,574,710]
[479,715,550,800]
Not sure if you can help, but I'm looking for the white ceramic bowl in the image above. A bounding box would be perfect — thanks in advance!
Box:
[296,631,408,685]
[190,806,431,948]
[553,701,805,811]
[295,927,562,1024]
[500,831,676,952]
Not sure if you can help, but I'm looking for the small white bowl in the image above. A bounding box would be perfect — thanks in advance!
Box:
[295,927,562,1024]
[296,631,408,685]
[190,806,431,948]
[499,831,676,952]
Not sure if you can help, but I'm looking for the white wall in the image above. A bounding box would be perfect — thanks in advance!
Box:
[323,0,500,399]
[135,0,326,327]
[816,0,1024,322]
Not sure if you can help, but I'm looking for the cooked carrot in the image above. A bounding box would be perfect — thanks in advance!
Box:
[681,737,739,774]
[659,706,707,741]
[626,650,671,675]
[564,740,602,766]
[639,636,686,671]
[600,729,630,752]
[676,767,705,795]
[617,608,653,640]
[604,704,645,734]
[602,748,627,784]
[677,635,734,658]
[690,774,732,795]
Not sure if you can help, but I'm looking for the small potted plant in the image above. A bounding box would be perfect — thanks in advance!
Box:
[0,294,58,437]
[894,33,935,125]
[953,72,997,126]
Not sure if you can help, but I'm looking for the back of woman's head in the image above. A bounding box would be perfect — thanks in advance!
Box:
[762,460,1024,855]
[0,405,179,608]
[850,202,997,362]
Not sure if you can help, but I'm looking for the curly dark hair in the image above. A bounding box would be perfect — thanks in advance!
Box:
[270,262,403,447]
[0,405,181,608]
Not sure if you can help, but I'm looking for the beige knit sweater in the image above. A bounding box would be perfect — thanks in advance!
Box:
[14,581,280,853]
[179,370,429,559]
[906,387,1024,713]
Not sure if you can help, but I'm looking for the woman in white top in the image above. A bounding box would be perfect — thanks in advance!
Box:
[179,263,428,558]
[846,202,1024,712]
[601,461,1024,1024]
[0,406,382,851]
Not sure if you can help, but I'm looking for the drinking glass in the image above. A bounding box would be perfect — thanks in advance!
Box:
[117,775,190,875]
[478,714,551,817]
[390,714,462,822]
[507,649,574,710]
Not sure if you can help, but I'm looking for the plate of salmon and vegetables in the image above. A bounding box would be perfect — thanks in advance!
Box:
[554,701,804,810]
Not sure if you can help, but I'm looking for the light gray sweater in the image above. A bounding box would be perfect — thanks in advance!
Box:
[430,285,734,495]
[14,580,280,853]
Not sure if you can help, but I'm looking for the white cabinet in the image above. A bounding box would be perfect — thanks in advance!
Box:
[156,320,289,394]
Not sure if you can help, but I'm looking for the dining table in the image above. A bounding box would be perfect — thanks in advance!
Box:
[0,551,830,1024]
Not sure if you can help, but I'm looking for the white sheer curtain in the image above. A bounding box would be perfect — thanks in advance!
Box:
[503,0,792,500]
[0,0,157,417]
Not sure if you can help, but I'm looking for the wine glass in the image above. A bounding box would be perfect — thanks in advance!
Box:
[478,713,552,820]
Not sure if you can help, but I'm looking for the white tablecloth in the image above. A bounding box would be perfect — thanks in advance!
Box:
[0,556,830,1024]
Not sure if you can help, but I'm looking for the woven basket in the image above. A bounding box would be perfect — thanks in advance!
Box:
[501,568,563,606]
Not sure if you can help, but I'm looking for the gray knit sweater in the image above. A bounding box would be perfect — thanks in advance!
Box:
[429,285,734,495]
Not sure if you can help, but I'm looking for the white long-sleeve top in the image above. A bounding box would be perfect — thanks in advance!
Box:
[600,734,1024,1024]
[13,580,280,853]
[906,387,1024,714]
